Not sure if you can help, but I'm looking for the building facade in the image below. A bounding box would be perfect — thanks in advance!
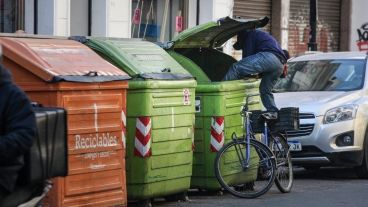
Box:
[350,0,368,51]
[232,0,368,55]
[0,0,367,54]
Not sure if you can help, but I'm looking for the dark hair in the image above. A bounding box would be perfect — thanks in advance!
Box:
[283,49,290,60]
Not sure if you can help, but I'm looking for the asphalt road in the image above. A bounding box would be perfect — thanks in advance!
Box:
[146,167,368,207]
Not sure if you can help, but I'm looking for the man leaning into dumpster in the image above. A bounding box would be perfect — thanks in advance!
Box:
[0,45,36,201]
[223,29,289,115]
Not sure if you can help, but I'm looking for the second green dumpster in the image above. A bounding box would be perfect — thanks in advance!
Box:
[84,38,196,202]
[166,16,269,190]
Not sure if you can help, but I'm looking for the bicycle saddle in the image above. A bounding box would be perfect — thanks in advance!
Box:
[261,112,278,121]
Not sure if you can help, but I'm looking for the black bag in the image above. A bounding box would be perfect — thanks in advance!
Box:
[20,106,68,185]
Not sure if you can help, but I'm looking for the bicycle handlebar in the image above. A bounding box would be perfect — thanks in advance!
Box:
[243,93,260,111]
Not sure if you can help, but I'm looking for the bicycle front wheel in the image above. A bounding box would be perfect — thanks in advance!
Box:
[214,139,276,198]
[269,132,294,193]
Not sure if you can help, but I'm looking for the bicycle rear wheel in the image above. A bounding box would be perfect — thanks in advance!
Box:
[269,132,293,193]
[214,138,276,198]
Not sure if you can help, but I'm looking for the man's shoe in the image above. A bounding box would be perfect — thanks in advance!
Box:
[261,111,278,120]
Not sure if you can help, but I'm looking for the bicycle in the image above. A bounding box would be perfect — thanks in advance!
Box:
[250,100,294,193]
[214,94,293,198]
[214,94,276,198]
[268,130,294,193]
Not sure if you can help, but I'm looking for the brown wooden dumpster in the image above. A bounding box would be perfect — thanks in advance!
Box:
[0,37,130,207]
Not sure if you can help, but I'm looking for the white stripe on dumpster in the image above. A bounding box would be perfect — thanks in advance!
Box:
[94,103,98,132]
[134,117,152,157]
[212,120,224,134]
[134,137,151,157]
[136,118,151,136]
[210,116,224,152]
[122,110,126,148]
[122,110,126,127]
[211,137,224,152]
[122,131,126,148]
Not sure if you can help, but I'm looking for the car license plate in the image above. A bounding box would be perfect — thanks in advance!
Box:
[288,141,302,151]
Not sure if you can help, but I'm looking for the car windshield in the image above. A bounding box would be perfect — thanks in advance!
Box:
[274,59,366,92]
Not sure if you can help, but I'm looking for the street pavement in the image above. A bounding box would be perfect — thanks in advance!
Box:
[149,167,368,207]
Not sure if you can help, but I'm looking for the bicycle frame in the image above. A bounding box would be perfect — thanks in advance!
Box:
[233,93,269,169]
[215,94,291,198]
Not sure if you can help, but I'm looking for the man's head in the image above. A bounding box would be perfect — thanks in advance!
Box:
[283,49,290,60]
[233,28,259,50]
[233,30,248,50]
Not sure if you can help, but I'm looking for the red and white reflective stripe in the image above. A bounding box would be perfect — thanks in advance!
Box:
[134,117,152,157]
[210,116,224,152]
[121,110,126,149]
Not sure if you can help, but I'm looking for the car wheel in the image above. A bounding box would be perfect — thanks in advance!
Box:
[355,130,368,179]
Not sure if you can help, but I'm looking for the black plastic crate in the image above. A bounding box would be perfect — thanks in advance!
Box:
[270,107,300,132]
[249,107,300,133]
[250,110,264,133]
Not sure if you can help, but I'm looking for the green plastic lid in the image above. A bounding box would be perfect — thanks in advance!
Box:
[86,38,193,80]
[172,16,269,49]
[167,50,211,83]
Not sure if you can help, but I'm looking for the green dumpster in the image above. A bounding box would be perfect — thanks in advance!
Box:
[85,38,196,201]
[165,16,269,190]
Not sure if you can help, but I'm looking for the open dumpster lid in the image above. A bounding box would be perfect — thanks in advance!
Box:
[171,16,269,49]
[85,38,193,80]
[0,37,130,82]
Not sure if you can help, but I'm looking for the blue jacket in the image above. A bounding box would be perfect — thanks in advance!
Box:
[0,64,36,193]
[234,29,287,63]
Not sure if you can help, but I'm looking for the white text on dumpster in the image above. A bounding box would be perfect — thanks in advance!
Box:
[75,133,118,149]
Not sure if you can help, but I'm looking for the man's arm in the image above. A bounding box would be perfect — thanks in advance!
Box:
[0,87,36,159]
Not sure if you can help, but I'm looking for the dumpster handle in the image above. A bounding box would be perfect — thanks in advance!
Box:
[161,68,171,73]
[84,71,99,77]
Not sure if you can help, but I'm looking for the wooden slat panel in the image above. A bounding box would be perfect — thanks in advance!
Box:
[63,188,126,207]
[68,150,124,175]
[64,169,124,196]
[63,93,123,115]
[67,112,122,134]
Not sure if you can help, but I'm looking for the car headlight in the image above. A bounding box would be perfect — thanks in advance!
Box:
[323,105,358,124]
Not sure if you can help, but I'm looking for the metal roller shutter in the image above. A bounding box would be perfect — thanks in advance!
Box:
[288,0,310,57]
[318,0,341,52]
[233,0,272,32]
[231,0,272,60]
[288,0,341,57]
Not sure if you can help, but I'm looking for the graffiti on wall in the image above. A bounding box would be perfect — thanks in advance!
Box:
[289,21,335,57]
[357,23,368,51]
[288,5,337,57]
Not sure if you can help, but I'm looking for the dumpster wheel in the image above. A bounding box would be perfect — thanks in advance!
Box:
[164,192,189,202]
[136,199,152,207]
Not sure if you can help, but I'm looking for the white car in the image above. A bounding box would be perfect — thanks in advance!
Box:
[274,51,368,178]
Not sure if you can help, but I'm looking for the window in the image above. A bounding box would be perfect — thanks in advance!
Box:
[0,0,24,33]
[274,59,366,92]
[131,0,188,42]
